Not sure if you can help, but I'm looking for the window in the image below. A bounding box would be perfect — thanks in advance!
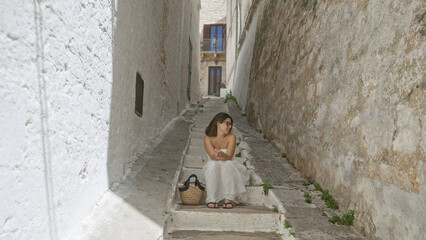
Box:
[202,24,226,51]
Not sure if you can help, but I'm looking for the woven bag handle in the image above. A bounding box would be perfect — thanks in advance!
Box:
[179,174,205,191]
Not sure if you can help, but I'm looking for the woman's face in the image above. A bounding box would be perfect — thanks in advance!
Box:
[217,118,232,134]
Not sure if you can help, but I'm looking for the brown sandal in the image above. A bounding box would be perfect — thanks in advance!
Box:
[207,202,219,208]
[223,202,233,209]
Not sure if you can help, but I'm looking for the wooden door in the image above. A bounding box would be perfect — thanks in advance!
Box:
[208,67,222,96]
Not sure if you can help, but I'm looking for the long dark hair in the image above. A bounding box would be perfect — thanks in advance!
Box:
[205,112,233,137]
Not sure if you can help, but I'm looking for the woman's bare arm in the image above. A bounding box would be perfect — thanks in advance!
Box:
[204,136,222,160]
[217,134,236,160]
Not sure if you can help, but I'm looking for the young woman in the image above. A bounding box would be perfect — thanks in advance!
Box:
[202,112,249,209]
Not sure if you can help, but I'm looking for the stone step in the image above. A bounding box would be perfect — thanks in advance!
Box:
[204,103,226,106]
[166,230,283,240]
[195,113,227,119]
[190,132,205,139]
[192,120,212,125]
[183,154,206,168]
[179,167,203,182]
[187,145,206,155]
[190,127,205,133]
[168,204,282,233]
[189,138,204,146]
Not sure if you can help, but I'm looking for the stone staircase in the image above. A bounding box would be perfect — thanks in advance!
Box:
[163,98,287,239]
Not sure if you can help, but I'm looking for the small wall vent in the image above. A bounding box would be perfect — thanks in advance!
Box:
[135,72,144,117]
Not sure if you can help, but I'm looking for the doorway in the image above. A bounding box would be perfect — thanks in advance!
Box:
[208,66,222,96]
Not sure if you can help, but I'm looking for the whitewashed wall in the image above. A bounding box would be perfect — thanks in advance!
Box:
[0,0,200,239]
[231,5,259,112]
[107,0,201,185]
[0,1,112,239]
[226,0,254,94]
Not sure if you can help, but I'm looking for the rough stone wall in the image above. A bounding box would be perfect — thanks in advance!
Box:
[0,0,200,239]
[199,0,227,36]
[244,0,425,239]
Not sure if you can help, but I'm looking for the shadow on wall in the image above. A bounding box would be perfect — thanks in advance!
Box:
[33,1,57,239]
[105,0,164,230]
[104,0,198,232]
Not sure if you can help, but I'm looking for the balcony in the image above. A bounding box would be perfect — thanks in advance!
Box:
[201,38,226,52]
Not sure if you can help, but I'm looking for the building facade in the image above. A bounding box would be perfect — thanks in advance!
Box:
[199,0,227,97]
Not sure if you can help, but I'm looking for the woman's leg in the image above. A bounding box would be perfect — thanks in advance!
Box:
[204,162,221,204]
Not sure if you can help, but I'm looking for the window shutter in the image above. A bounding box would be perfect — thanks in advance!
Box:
[203,24,210,40]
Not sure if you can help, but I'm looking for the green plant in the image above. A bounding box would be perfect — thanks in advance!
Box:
[329,216,340,224]
[322,211,327,216]
[289,231,296,237]
[263,134,267,139]
[321,189,330,200]
[341,210,355,225]
[249,174,253,185]
[235,152,242,157]
[272,205,278,212]
[256,129,262,133]
[326,198,339,210]
[302,181,310,187]
[236,142,240,146]
[321,189,339,209]
[314,184,323,191]
[304,192,312,203]
[242,113,246,116]
[284,219,292,229]
[161,168,167,171]
[198,104,204,108]
[224,90,238,104]
[328,210,354,225]
[263,179,274,195]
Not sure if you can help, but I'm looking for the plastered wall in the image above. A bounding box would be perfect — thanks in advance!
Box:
[0,0,200,239]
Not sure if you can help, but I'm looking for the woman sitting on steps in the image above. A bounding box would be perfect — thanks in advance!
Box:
[202,112,249,209]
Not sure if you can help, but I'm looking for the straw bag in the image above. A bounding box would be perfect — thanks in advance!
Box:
[178,174,205,205]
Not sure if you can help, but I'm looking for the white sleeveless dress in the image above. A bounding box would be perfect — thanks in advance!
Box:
[202,149,250,203]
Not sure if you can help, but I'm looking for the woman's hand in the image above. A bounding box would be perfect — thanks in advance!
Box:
[213,149,224,160]
[217,151,227,161]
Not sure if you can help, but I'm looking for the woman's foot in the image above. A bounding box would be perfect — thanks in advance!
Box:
[207,202,218,208]
[223,200,234,209]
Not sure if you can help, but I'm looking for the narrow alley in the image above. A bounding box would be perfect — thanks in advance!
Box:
[69,98,365,239]
[1,0,424,240]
